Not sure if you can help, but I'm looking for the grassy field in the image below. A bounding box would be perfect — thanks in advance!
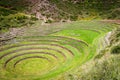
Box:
[0,21,117,80]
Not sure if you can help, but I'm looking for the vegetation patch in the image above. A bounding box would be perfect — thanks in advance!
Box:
[0,21,116,80]
[50,29,100,44]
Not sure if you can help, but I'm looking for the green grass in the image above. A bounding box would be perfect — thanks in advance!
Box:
[50,29,100,44]
[0,38,83,80]
[0,21,116,80]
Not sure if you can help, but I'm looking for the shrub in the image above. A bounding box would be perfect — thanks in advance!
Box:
[0,12,37,31]
[94,52,105,59]
[0,7,16,16]
[30,16,38,21]
[45,19,53,23]
[111,45,120,54]
[79,55,120,80]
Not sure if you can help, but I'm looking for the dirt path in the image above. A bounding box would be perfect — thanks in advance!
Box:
[100,20,120,24]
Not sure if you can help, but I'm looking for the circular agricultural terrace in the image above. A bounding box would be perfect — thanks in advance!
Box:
[0,36,88,79]
[0,21,115,80]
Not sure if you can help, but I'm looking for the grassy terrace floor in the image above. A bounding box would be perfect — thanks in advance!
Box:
[0,21,117,80]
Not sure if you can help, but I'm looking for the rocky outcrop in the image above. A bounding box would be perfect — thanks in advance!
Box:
[25,0,58,22]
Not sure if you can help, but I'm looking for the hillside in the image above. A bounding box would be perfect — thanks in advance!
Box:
[0,20,120,80]
[0,0,120,20]
[0,0,120,30]
[0,0,120,80]
[0,0,120,31]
